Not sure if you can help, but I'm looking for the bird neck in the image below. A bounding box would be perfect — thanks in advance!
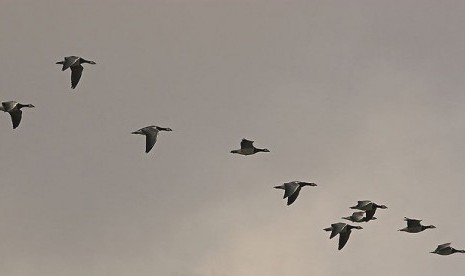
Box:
[17,104,33,109]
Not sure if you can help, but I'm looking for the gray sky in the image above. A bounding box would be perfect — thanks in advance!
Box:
[1,0,465,275]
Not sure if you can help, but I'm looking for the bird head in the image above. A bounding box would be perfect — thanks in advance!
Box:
[131,129,144,135]
[302,182,317,187]
[81,58,96,64]
[156,126,173,131]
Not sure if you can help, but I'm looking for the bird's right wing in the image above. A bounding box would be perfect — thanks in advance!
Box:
[338,230,352,250]
[437,243,452,250]
[283,182,299,199]
[144,128,159,153]
[287,186,301,206]
[357,200,372,208]
[404,217,422,228]
[240,139,254,149]
[365,209,376,220]
[62,56,80,71]
[2,101,17,112]
[330,223,346,239]
[70,65,83,89]
[352,212,365,221]
[9,110,22,129]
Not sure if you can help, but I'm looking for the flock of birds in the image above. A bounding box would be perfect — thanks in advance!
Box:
[1,55,464,255]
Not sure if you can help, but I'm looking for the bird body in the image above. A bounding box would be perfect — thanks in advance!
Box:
[324,222,362,250]
[350,200,387,220]
[274,181,317,206]
[342,211,376,223]
[431,243,465,255]
[399,217,436,233]
[0,101,35,129]
[56,56,96,89]
[132,125,172,153]
[230,139,269,155]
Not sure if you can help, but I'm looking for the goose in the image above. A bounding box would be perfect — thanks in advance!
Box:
[342,211,376,223]
[430,243,465,255]
[230,139,269,155]
[350,200,387,220]
[274,181,317,206]
[398,217,436,233]
[132,126,172,153]
[56,56,96,89]
[0,101,35,129]
[324,222,363,250]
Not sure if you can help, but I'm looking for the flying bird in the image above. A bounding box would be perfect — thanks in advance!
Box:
[398,217,436,233]
[274,181,317,206]
[230,139,269,155]
[430,243,465,255]
[324,222,363,250]
[56,56,96,89]
[132,126,172,153]
[342,211,376,223]
[350,200,387,220]
[0,101,35,129]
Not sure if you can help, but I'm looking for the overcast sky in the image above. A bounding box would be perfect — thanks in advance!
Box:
[1,1,465,275]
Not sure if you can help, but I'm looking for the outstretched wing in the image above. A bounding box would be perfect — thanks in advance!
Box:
[437,243,452,250]
[144,128,159,153]
[330,223,346,239]
[9,110,22,129]
[338,230,352,250]
[287,186,302,206]
[404,217,422,228]
[70,65,83,89]
[357,200,372,208]
[283,182,299,199]
[2,101,18,112]
[62,56,80,71]
[352,212,365,221]
[240,139,254,149]
[365,209,377,220]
